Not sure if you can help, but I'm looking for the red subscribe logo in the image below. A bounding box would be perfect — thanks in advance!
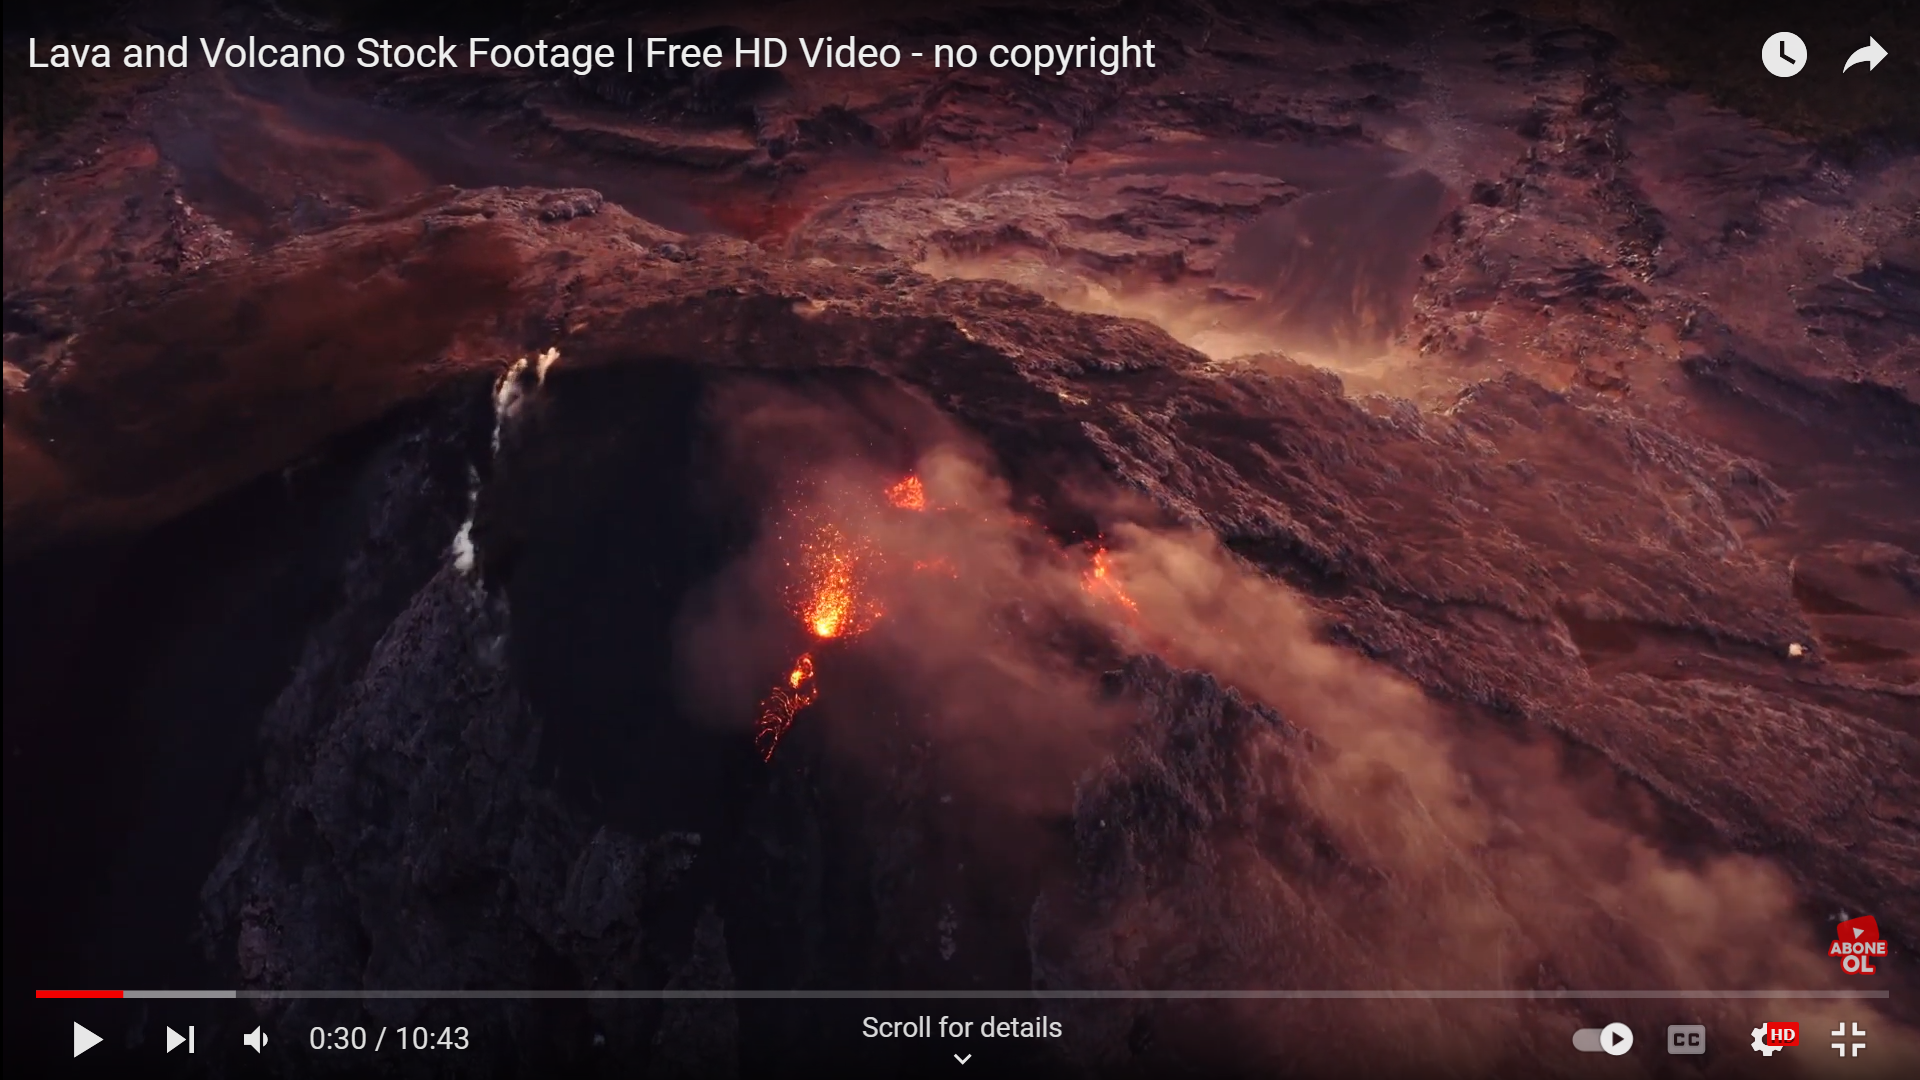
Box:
[1830,916,1886,974]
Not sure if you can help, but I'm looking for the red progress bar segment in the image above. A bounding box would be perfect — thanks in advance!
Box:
[36,990,124,999]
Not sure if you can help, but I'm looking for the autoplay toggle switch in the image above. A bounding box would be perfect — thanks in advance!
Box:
[1574,1023,1634,1056]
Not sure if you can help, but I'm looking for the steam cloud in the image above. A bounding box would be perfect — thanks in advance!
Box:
[676,384,1916,1076]
[1102,525,1916,1075]
[453,348,560,576]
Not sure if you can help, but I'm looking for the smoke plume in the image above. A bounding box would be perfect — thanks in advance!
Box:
[675,384,1917,1076]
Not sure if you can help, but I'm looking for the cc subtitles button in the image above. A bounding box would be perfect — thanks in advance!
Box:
[1574,1023,1634,1056]
[1668,1024,1706,1055]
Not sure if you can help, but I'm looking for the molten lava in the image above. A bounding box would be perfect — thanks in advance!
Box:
[754,654,819,761]
[1083,545,1139,615]
[754,482,1148,762]
[795,522,880,640]
[754,516,885,761]
[886,475,927,511]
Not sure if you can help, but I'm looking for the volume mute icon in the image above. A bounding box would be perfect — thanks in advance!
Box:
[166,1025,196,1053]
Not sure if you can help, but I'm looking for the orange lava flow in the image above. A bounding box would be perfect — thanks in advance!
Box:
[754,653,819,761]
[886,475,927,511]
[1082,545,1139,615]
[754,519,885,761]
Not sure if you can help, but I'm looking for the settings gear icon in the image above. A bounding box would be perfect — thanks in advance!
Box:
[1752,1025,1782,1056]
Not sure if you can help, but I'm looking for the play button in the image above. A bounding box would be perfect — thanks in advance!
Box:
[167,1027,185,1053]
[73,1022,103,1058]
[1602,1022,1634,1056]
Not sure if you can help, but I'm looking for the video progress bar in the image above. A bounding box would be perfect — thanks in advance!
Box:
[40,989,1895,1001]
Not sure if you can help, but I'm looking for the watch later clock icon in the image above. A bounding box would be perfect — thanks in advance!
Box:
[1764,32,1808,77]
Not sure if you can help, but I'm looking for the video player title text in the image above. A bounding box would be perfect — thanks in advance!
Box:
[26,35,1160,77]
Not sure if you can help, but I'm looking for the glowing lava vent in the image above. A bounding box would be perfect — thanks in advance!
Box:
[752,476,1139,761]
[1082,543,1139,616]
[885,475,927,511]
[752,507,891,761]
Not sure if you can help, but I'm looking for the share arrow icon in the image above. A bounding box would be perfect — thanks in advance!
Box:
[1844,37,1887,72]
